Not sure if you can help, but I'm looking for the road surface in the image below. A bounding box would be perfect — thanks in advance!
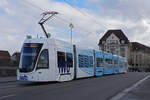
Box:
[0,72,149,100]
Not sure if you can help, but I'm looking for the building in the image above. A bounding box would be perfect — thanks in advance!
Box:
[11,52,21,66]
[98,29,130,58]
[128,42,150,72]
[0,50,11,66]
[98,29,150,72]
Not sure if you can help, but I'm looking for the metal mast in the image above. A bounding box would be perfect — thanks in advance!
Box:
[69,23,74,44]
[38,11,58,38]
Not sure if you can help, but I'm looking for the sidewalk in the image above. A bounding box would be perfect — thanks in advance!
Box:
[120,75,150,100]
[0,76,17,83]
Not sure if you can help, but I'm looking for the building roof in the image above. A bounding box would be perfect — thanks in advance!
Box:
[12,52,20,57]
[0,50,10,59]
[98,29,130,45]
[131,42,150,53]
[11,52,21,61]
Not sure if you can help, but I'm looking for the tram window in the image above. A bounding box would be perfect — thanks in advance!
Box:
[105,59,112,64]
[105,59,112,67]
[37,49,49,69]
[119,61,123,67]
[78,55,89,68]
[78,55,83,67]
[66,53,73,68]
[96,58,103,67]
[57,51,65,68]
[89,56,93,67]
[125,62,128,68]
[114,60,118,66]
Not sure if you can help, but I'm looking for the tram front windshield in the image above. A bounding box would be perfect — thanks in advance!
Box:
[20,43,43,72]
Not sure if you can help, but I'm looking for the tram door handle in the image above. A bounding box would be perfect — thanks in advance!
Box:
[38,72,42,74]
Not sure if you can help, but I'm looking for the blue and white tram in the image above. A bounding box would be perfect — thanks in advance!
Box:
[76,48,94,78]
[17,38,128,82]
[118,56,128,73]
[103,52,113,75]
[17,38,74,82]
[94,50,104,76]
[113,55,119,74]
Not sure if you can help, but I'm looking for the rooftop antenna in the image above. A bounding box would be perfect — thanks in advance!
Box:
[38,11,58,38]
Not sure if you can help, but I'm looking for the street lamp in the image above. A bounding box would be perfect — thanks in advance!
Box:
[69,23,74,44]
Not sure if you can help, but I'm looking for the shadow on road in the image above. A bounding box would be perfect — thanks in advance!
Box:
[18,81,58,87]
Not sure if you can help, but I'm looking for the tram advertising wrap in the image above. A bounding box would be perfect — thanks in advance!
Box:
[17,38,128,82]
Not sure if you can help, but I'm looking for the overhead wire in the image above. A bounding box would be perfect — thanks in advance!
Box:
[24,0,46,12]
[55,16,97,35]
[63,0,106,29]
[24,0,100,35]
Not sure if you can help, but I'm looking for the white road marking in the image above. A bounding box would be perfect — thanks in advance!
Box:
[110,75,150,100]
[0,94,15,100]
[0,85,18,89]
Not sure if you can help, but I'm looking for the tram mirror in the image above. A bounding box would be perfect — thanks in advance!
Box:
[47,33,51,38]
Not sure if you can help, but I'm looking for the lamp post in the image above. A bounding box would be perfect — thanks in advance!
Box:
[69,23,74,44]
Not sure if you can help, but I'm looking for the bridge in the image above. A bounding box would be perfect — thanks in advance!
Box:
[0,72,150,100]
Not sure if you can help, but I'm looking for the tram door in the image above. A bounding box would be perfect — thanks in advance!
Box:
[57,51,74,81]
[95,50,104,76]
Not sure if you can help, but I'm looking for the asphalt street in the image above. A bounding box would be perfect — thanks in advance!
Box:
[120,73,150,100]
[0,72,149,100]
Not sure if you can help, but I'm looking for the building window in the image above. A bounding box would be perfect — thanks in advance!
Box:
[110,48,115,54]
[102,41,105,44]
[121,53,125,57]
[116,50,119,55]
[121,47,125,52]
[112,36,114,39]
[116,40,118,44]
[110,40,116,44]
[120,47,126,57]
[121,40,125,44]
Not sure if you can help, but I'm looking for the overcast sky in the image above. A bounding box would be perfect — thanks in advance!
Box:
[1,0,150,55]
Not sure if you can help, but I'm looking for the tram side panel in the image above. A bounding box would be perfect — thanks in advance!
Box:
[118,57,121,73]
[76,48,94,78]
[18,39,57,82]
[113,55,119,74]
[95,50,104,76]
[35,41,56,82]
[54,40,74,82]
[122,58,128,73]
[125,60,128,73]
[118,57,127,73]
[103,52,113,74]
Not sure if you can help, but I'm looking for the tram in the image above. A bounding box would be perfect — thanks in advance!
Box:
[17,38,128,82]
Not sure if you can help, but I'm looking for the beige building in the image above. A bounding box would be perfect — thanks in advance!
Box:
[98,29,150,72]
[98,29,130,58]
[128,42,150,72]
